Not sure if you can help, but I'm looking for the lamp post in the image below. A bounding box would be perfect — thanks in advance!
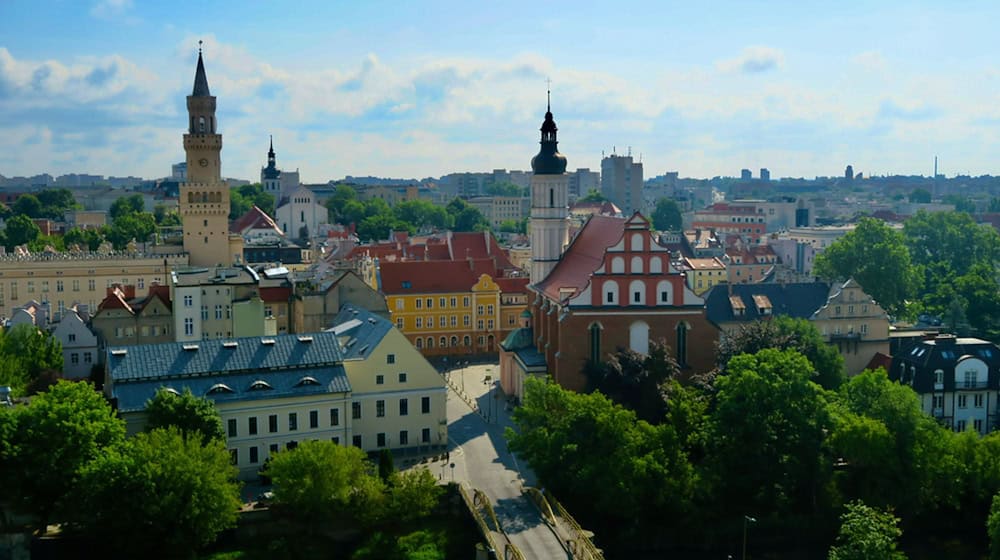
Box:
[743,515,756,560]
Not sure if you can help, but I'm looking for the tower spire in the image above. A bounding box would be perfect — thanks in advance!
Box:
[192,41,211,97]
[546,78,551,113]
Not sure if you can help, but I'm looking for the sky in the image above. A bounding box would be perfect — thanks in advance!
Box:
[3,0,1000,183]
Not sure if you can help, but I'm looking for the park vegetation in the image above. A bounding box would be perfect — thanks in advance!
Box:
[509,324,1000,558]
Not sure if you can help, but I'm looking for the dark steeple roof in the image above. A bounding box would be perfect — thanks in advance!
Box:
[263,135,280,180]
[531,90,568,175]
[192,47,211,97]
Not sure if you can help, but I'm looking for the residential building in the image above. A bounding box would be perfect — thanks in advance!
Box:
[723,239,778,284]
[51,306,98,379]
[601,153,643,213]
[892,335,1000,434]
[331,304,448,453]
[293,270,389,334]
[704,282,832,340]
[170,266,268,342]
[64,210,107,230]
[468,196,530,230]
[230,205,283,244]
[811,279,891,376]
[692,202,768,244]
[567,168,600,200]
[681,257,727,295]
[91,284,173,348]
[178,49,244,268]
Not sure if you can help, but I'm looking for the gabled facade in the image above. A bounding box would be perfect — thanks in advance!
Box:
[892,335,1000,434]
[293,270,389,334]
[90,284,174,349]
[275,185,328,240]
[51,307,98,379]
[811,279,891,376]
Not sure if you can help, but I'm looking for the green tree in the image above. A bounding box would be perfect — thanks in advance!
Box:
[0,380,125,529]
[394,199,451,230]
[706,349,832,517]
[385,469,443,522]
[716,316,845,390]
[109,194,145,220]
[578,189,608,203]
[12,194,43,218]
[4,214,41,249]
[378,448,395,482]
[904,210,1000,279]
[942,194,977,213]
[357,213,400,242]
[144,387,225,445]
[813,217,918,316]
[229,184,275,220]
[325,184,359,222]
[652,198,683,231]
[989,491,1000,560]
[107,211,156,249]
[153,203,182,227]
[908,188,931,204]
[586,341,680,423]
[828,501,905,560]
[75,427,241,557]
[446,199,489,232]
[0,323,65,396]
[485,181,526,197]
[36,189,79,219]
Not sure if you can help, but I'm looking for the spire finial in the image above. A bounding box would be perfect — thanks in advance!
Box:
[270,134,273,150]
[198,40,203,55]
[546,78,551,112]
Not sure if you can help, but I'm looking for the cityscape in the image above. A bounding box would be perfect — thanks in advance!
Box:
[5,2,1000,559]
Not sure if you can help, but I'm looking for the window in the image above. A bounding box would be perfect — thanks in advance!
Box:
[88,279,95,291]
[201,306,208,321]
[477,305,484,315]
[249,417,258,435]
[184,318,194,336]
[464,315,470,326]
[309,410,319,429]
[422,428,431,443]
[396,299,404,310]
[835,306,841,315]
[860,324,868,334]
[416,299,422,309]
[422,396,431,414]
[399,430,409,446]
[399,372,407,383]
[72,279,79,292]
[249,446,259,464]
[56,280,63,292]
[477,320,484,330]
[352,402,361,419]
[439,316,447,327]
[387,354,395,364]
[288,412,298,431]
[932,395,944,410]
[399,398,409,416]
[440,297,446,308]
[975,394,985,408]
[450,297,457,307]
[416,338,423,349]
[227,418,237,437]
[451,315,457,327]
[376,374,384,385]
[934,369,944,385]
[487,304,494,315]
[965,370,978,389]
[184,295,193,307]
[71,353,79,365]
[215,305,223,320]
[464,335,471,346]
[396,318,404,329]
[270,443,279,454]
[463,296,470,307]
[269,414,278,433]
[330,408,340,426]
[332,437,340,445]
[487,320,494,330]
[975,419,984,433]
[84,352,92,363]
[426,298,433,308]
[416,317,422,328]
[377,433,386,447]
[957,420,967,432]
[376,400,386,418]
[958,395,968,409]
[589,323,602,363]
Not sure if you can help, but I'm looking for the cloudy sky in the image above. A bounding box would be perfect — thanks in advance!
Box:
[3,0,1000,183]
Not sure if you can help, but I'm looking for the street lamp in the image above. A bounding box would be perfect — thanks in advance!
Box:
[743,515,756,560]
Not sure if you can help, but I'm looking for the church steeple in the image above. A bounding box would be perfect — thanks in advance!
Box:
[268,135,276,166]
[531,90,567,175]
[192,42,211,97]
[529,88,570,285]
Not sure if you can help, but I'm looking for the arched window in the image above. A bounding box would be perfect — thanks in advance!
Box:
[656,280,671,305]
[631,233,644,251]
[427,337,435,349]
[463,335,471,346]
[450,336,458,347]
[206,383,234,395]
[589,323,602,364]
[416,338,423,349]
[187,192,194,204]
[603,281,619,305]
[631,256,643,274]
[440,336,447,348]
[248,380,273,391]
[629,280,645,305]
[198,116,206,133]
[611,257,625,274]
[649,256,663,274]
[676,322,689,367]
[629,321,650,354]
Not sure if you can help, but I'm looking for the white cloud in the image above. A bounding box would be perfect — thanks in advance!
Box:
[716,46,785,74]
[90,0,140,24]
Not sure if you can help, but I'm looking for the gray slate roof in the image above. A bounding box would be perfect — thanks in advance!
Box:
[329,303,392,361]
[704,282,832,326]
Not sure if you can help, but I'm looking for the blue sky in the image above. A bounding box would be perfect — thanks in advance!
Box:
[3,0,1000,182]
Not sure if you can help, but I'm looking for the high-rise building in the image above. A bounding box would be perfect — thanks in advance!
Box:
[529,95,570,285]
[740,169,752,181]
[568,168,600,199]
[178,48,243,267]
[760,168,770,182]
[601,154,643,213]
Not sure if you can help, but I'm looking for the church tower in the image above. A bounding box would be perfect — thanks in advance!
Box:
[529,93,570,285]
[261,136,281,196]
[179,46,241,267]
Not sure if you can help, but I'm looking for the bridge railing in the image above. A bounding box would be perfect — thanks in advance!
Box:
[547,491,605,560]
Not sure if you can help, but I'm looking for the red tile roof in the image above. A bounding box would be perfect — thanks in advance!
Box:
[380,258,504,294]
[495,276,530,294]
[229,205,281,235]
[534,214,630,301]
[259,286,292,303]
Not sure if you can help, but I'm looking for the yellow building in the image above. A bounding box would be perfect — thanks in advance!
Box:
[682,256,727,295]
[380,259,529,356]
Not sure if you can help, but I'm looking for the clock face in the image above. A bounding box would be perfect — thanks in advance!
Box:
[199,158,209,167]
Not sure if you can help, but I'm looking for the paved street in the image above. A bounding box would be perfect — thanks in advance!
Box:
[442,362,569,560]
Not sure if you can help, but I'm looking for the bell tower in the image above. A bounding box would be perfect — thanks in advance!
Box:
[179,44,241,267]
[529,90,570,285]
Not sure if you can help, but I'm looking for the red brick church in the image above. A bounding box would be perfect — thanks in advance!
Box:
[500,101,716,397]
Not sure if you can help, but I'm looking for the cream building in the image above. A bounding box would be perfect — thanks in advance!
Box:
[811,278,891,376]
[170,266,269,342]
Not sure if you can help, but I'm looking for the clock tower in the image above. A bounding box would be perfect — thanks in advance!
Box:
[179,46,242,267]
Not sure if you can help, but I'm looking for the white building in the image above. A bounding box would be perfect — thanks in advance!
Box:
[51,307,99,379]
[275,185,329,240]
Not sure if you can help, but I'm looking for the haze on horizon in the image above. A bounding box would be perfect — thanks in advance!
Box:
[2,0,999,183]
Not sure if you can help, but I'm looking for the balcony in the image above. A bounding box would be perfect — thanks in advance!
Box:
[932,407,944,417]
[957,380,990,390]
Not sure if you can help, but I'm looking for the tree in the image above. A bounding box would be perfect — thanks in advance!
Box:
[716,316,845,390]
[446,199,489,232]
[12,194,43,218]
[828,501,905,560]
[378,448,395,482]
[268,440,385,525]
[586,341,681,423]
[908,188,931,204]
[229,184,275,220]
[153,203,181,227]
[75,427,241,557]
[107,211,156,249]
[36,189,79,219]
[4,214,41,249]
[813,217,918,316]
[578,189,607,203]
[394,199,451,230]
[0,380,125,529]
[0,323,65,397]
[144,387,225,445]
[652,198,683,231]
[904,210,1000,280]
[705,349,832,517]
[485,182,526,197]
[989,491,1000,560]
[385,468,443,522]
[109,194,145,220]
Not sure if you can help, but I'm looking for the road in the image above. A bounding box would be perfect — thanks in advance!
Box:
[443,363,569,560]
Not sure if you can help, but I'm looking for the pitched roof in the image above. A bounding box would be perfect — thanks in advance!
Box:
[329,303,393,360]
[534,214,630,301]
[379,258,503,295]
[230,205,281,235]
[495,276,529,294]
[704,282,831,326]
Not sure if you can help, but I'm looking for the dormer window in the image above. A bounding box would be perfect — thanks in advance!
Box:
[934,369,944,385]
[249,380,273,391]
[206,383,234,395]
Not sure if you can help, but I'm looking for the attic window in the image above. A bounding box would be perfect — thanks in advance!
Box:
[367,317,377,324]
[297,335,314,343]
[358,344,369,355]
[729,296,746,317]
[752,295,772,315]
[261,339,276,345]
[401,281,412,289]
[110,349,128,356]
[296,376,320,387]
[182,344,199,351]
[249,380,273,391]
[223,341,238,348]
[164,387,181,396]
[206,383,234,395]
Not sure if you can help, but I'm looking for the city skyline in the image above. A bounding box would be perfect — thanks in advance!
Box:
[3,1,1000,182]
